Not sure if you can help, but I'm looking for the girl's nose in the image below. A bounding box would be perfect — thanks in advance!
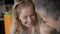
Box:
[27,17,32,23]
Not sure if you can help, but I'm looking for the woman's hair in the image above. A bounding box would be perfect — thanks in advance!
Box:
[35,0,60,20]
[12,0,40,34]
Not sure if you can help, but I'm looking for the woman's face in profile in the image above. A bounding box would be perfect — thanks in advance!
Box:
[39,8,60,29]
[18,7,36,27]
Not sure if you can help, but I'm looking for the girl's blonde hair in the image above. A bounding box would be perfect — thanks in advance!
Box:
[12,0,40,34]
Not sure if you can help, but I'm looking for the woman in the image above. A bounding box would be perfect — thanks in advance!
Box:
[11,0,41,34]
[35,0,59,34]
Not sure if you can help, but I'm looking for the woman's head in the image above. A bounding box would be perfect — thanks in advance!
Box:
[35,0,60,29]
[12,0,37,28]
[35,0,60,21]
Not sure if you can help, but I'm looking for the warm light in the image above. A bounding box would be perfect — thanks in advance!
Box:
[4,12,11,34]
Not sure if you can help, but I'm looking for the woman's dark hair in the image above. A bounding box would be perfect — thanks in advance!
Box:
[35,0,60,20]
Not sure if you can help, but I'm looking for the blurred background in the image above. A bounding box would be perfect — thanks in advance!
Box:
[0,0,14,34]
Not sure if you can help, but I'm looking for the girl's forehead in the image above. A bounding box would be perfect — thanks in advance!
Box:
[19,6,34,11]
[17,6,33,11]
[18,6,35,15]
[17,4,33,9]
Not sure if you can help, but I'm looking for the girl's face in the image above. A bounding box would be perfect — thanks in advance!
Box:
[18,6,36,27]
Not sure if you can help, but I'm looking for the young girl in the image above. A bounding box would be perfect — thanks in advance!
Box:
[11,0,40,34]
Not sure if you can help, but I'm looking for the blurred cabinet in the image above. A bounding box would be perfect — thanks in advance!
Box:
[0,20,5,34]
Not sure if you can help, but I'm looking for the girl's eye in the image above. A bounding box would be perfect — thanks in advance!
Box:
[23,16,27,19]
[31,14,35,16]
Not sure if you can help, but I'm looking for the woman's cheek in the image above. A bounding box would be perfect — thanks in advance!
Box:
[21,19,27,24]
[32,16,36,22]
